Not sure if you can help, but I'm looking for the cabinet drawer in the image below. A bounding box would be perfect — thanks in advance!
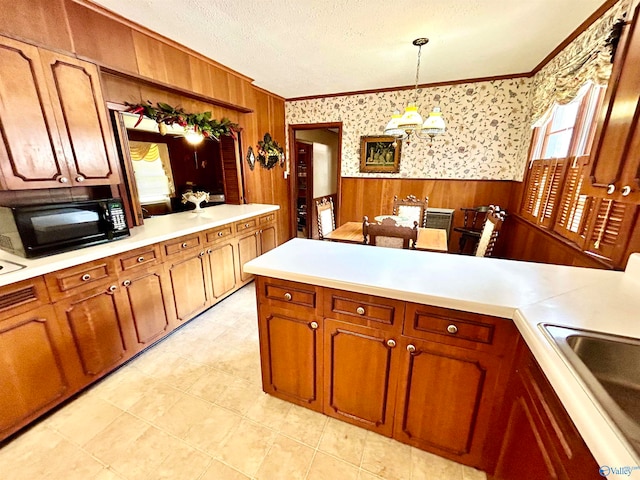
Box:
[45,258,116,300]
[205,224,234,243]
[324,289,404,332]
[235,218,257,233]
[118,245,160,271]
[404,303,516,353]
[162,234,202,258]
[259,212,276,225]
[257,277,321,314]
[0,276,50,318]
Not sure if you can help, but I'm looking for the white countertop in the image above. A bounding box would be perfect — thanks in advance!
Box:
[0,203,278,287]
[244,238,640,471]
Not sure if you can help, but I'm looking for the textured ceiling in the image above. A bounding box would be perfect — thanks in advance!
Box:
[91,0,608,99]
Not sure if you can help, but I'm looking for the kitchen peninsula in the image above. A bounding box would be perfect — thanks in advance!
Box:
[0,203,278,441]
[245,239,640,478]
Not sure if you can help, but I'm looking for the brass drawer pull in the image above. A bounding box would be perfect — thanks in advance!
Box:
[244,223,250,228]
[137,256,145,263]
[207,248,212,254]
[81,273,91,281]
[108,285,117,292]
[218,231,224,237]
[407,344,416,353]
[356,306,365,315]
[447,324,458,334]
[122,280,131,287]
[386,339,396,348]
[181,242,188,248]
[199,251,205,257]
[284,292,292,301]
[310,321,319,330]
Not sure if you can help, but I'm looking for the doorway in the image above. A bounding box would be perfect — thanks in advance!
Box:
[289,123,342,239]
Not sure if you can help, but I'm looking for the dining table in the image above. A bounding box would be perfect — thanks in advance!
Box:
[324,221,449,253]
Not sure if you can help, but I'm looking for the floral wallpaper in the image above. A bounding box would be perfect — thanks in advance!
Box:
[286,78,533,181]
[530,0,629,125]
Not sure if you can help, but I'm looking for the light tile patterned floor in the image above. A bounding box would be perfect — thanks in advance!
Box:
[0,282,487,480]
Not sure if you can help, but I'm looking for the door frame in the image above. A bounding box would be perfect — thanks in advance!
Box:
[288,122,343,239]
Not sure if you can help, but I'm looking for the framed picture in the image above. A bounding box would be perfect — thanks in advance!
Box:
[359,136,402,173]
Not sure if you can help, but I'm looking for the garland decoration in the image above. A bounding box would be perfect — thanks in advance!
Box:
[125,101,239,140]
[257,133,284,169]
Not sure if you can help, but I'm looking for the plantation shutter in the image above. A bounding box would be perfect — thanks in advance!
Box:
[584,199,638,263]
[520,159,566,226]
[553,155,591,245]
[539,159,567,228]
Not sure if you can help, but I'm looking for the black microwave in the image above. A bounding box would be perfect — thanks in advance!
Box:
[0,199,130,258]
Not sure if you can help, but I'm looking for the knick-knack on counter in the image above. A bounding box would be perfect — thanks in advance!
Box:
[181,190,210,212]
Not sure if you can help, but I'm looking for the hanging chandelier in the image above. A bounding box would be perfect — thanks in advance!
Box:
[384,38,446,143]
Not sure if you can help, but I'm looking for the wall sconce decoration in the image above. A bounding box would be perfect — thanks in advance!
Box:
[257,133,284,170]
[246,146,256,171]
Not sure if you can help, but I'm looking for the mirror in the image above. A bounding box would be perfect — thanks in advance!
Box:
[116,112,227,217]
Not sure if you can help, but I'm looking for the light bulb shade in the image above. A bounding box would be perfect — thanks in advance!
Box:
[397,104,423,130]
[184,126,204,144]
[384,111,405,137]
[422,107,446,136]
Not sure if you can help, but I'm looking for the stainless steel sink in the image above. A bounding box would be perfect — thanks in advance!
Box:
[543,325,640,457]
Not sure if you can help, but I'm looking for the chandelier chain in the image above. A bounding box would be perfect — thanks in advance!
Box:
[414,44,422,104]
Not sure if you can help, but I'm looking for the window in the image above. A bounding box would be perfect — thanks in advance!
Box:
[520,83,606,241]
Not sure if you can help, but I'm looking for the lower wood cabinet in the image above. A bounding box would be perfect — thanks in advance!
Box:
[207,241,238,300]
[53,282,135,381]
[394,336,508,468]
[258,304,323,412]
[237,230,260,283]
[165,249,212,324]
[119,264,172,350]
[489,338,601,480]
[0,304,77,439]
[324,318,400,437]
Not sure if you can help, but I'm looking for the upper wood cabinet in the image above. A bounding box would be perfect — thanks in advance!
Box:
[0,36,120,189]
[587,2,640,201]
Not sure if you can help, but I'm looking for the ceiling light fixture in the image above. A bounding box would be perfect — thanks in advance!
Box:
[184,126,204,145]
[384,38,446,143]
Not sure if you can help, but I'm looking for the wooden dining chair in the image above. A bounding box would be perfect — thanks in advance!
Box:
[363,216,419,249]
[474,205,507,257]
[316,197,336,239]
[453,205,490,254]
[392,195,429,227]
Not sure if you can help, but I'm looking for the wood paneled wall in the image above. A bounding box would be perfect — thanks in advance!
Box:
[497,215,611,269]
[338,178,515,251]
[0,0,291,243]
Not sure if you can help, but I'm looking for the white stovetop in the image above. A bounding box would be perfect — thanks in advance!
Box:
[0,203,278,287]
[244,238,640,471]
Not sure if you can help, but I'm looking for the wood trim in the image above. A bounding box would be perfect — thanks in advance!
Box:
[530,0,622,75]
[99,67,253,113]
[286,73,531,102]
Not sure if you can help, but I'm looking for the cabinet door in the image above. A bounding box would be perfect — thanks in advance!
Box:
[588,3,640,192]
[258,305,323,412]
[237,231,260,283]
[207,241,237,301]
[323,318,400,436]
[165,251,211,324]
[0,305,75,440]
[394,337,502,468]
[0,37,70,189]
[39,50,120,186]
[259,225,277,254]
[54,284,132,381]
[120,265,172,351]
[494,396,560,480]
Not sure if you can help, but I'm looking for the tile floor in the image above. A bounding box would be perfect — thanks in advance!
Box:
[0,282,487,480]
